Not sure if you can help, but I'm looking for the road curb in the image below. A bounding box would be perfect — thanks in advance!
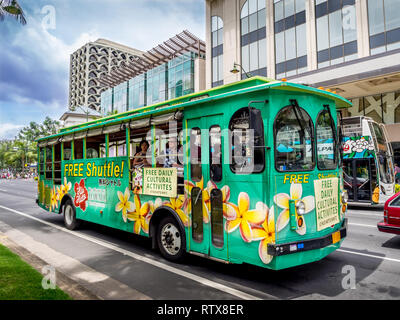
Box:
[0,231,101,300]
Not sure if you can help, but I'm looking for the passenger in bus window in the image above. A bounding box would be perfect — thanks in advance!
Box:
[133,140,151,168]
[162,138,183,169]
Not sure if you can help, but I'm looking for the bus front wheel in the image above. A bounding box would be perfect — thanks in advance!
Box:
[157,216,185,262]
[63,200,81,230]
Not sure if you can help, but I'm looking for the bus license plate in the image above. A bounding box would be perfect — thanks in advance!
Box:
[332,231,341,244]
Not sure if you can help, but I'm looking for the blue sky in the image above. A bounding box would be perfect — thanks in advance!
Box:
[0,0,205,139]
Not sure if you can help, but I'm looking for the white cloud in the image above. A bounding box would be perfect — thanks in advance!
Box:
[12,16,100,71]
[0,123,24,140]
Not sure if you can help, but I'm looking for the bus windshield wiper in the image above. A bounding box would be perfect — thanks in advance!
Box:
[290,99,313,142]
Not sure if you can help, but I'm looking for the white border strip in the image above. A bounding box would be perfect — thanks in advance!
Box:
[0,205,267,300]
[337,249,400,263]
[348,223,377,228]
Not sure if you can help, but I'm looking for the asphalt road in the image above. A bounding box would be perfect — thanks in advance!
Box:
[0,179,399,300]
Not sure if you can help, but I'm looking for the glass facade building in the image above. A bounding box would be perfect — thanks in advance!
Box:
[128,73,146,110]
[240,0,267,78]
[368,0,400,55]
[113,81,128,114]
[315,0,358,68]
[147,64,167,106]
[100,88,113,116]
[168,52,195,99]
[102,52,196,115]
[274,0,307,78]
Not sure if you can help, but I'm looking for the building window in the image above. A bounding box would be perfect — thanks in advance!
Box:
[367,0,400,55]
[100,88,113,116]
[315,0,358,68]
[113,82,128,114]
[274,0,307,79]
[147,64,167,106]
[128,73,146,110]
[211,16,224,87]
[240,0,267,78]
[168,52,195,99]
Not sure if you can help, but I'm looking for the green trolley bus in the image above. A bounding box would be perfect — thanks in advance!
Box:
[37,77,350,270]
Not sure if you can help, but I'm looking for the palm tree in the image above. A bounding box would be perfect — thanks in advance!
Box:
[0,0,26,25]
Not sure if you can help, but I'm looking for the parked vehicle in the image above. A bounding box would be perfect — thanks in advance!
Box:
[377,192,400,235]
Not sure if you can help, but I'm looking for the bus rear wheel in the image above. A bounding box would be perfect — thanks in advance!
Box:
[63,200,81,230]
[157,216,185,262]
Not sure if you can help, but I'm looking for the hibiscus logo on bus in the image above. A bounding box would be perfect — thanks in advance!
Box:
[74,179,88,212]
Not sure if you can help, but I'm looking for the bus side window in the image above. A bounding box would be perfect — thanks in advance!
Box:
[229,107,265,174]
[54,143,62,184]
[45,147,52,180]
[129,124,151,169]
[316,110,337,170]
[155,121,184,194]
[210,126,222,182]
[63,141,72,161]
[86,134,106,159]
[109,131,126,157]
[191,187,203,242]
[39,148,45,176]
[190,128,202,182]
[210,188,224,248]
[74,139,84,160]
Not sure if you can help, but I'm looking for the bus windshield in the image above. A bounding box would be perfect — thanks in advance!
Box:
[370,122,387,152]
[377,153,394,184]
[275,106,314,172]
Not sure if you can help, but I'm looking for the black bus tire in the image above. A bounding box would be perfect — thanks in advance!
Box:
[157,216,185,262]
[63,200,81,230]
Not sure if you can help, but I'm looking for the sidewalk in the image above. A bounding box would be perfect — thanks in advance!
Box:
[0,223,151,300]
[0,231,100,300]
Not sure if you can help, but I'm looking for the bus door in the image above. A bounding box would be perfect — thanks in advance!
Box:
[343,159,372,202]
[187,115,228,261]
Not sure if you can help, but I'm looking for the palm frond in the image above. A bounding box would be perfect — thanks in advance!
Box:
[1,0,26,25]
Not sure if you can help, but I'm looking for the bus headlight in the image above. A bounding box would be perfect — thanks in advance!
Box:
[296,200,306,215]
[342,191,348,204]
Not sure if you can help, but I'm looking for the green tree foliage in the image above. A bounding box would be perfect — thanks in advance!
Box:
[18,117,60,142]
[0,117,60,170]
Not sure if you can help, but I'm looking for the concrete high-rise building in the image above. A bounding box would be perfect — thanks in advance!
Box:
[205,0,400,142]
[68,39,144,112]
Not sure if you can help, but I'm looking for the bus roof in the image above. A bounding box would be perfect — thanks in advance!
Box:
[38,76,352,143]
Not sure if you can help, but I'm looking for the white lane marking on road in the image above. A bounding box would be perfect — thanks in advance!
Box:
[347,212,383,218]
[348,222,377,228]
[0,189,7,192]
[0,204,267,300]
[337,249,400,263]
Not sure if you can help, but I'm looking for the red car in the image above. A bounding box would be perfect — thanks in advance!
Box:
[378,192,400,235]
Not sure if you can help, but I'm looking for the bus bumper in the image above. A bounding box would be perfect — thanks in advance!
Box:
[267,219,347,257]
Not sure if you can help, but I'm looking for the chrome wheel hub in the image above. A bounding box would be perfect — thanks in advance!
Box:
[161,223,181,256]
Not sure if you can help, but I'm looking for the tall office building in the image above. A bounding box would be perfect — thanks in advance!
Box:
[205,0,400,142]
[68,39,144,112]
